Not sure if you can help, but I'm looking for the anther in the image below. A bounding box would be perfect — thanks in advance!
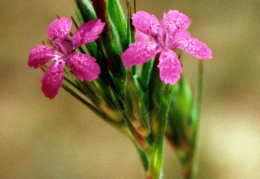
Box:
[156,43,162,49]
[63,57,70,61]
[151,29,160,39]
[47,39,53,46]
[71,40,76,48]
[64,38,71,43]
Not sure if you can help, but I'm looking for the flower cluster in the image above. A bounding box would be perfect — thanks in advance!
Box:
[28,10,211,98]
[28,3,213,178]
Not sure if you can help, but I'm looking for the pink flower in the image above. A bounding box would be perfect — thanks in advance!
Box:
[122,10,212,85]
[28,17,105,99]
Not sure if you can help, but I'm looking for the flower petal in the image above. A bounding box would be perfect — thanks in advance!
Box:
[47,17,72,40]
[177,38,212,59]
[174,30,191,41]
[168,30,191,49]
[28,45,58,68]
[162,10,190,35]
[135,29,150,42]
[40,60,65,99]
[122,41,160,67]
[158,50,182,85]
[132,11,162,37]
[71,19,105,48]
[67,53,100,81]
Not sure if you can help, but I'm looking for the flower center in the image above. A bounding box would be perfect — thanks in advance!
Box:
[151,27,181,51]
[53,37,76,57]
[152,30,169,50]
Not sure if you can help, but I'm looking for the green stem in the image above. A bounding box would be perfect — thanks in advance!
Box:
[146,85,175,179]
[187,61,203,179]
[148,117,167,179]
[140,59,154,91]
[197,60,204,120]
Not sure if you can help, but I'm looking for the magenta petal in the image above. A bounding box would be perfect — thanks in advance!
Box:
[174,30,191,41]
[177,38,212,59]
[162,10,190,35]
[28,45,58,68]
[122,41,160,67]
[67,53,100,81]
[168,30,191,49]
[47,17,72,40]
[71,19,105,48]
[158,50,182,85]
[135,29,150,42]
[132,11,162,37]
[40,61,65,99]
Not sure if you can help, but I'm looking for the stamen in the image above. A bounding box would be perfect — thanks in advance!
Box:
[63,57,70,61]
[64,38,71,43]
[39,65,47,72]
[70,40,76,53]
[47,39,53,46]
[151,29,160,38]
[71,40,75,48]
[156,43,162,49]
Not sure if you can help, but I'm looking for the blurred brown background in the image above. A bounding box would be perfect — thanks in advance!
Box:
[0,0,259,178]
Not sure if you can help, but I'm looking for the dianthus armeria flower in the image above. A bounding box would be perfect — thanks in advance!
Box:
[122,10,212,85]
[28,17,105,99]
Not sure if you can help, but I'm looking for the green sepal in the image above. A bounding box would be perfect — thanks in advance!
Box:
[107,70,125,99]
[75,0,126,81]
[128,3,137,75]
[135,141,150,171]
[107,0,128,50]
[98,24,126,80]
[139,58,154,91]
[147,54,166,112]
[92,79,119,111]
[71,15,79,29]
[105,15,124,55]
[172,76,194,124]
[90,0,126,80]
[75,0,97,21]
[166,75,194,148]
[126,0,131,46]
[148,85,175,179]
[74,8,84,25]
[124,70,150,137]
[76,80,103,107]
